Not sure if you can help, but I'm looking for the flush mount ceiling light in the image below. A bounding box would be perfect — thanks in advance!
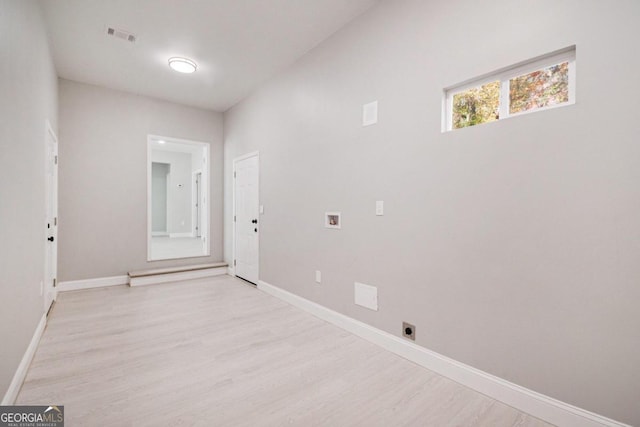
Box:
[157,140,166,144]
[168,57,197,74]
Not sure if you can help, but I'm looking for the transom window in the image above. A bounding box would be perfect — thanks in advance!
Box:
[444,46,576,131]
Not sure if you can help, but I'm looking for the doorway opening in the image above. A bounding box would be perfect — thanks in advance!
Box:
[147,135,210,261]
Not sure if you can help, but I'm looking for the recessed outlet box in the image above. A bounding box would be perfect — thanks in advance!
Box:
[315,270,322,283]
[325,212,341,229]
[402,322,415,340]
[354,282,378,311]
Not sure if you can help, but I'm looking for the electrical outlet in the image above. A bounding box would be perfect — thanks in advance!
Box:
[402,322,415,340]
[376,200,384,216]
[315,270,321,283]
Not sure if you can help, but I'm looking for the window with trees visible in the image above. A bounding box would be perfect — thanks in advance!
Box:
[444,47,575,131]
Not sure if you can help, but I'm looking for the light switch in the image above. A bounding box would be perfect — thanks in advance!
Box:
[362,101,378,126]
[376,200,384,216]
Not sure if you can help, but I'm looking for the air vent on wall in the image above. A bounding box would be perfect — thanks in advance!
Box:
[106,27,136,43]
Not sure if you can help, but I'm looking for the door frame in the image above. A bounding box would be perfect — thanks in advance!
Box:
[232,151,260,280]
[192,169,203,238]
[44,120,58,312]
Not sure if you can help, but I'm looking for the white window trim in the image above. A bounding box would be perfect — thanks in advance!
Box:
[443,46,576,132]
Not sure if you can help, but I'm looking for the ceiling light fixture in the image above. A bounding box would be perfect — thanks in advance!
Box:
[168,57,197,74]
[157,140,166,144]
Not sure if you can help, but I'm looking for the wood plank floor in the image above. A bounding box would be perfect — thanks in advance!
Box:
[17,275,553,427]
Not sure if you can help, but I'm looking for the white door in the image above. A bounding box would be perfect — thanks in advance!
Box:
[44,122,58,312]
[234,154,259,284]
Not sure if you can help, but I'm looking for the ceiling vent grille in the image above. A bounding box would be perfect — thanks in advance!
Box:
[106,27,136,43]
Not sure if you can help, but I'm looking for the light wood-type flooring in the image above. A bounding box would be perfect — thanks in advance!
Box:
[17,275,553,427]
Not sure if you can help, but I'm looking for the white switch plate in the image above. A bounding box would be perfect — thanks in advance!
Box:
[362,101,378,126]
[354,282,378,311]
[376,200,384,216]
[259,205,264,214]
[315,270,322,283]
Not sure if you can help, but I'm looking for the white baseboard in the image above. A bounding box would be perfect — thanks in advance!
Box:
[169,232,193,238]
[129,267,227,287]
[1,313,47,405]
[227,266,235,276]
[58,275,129,292]
[257,280,629,427]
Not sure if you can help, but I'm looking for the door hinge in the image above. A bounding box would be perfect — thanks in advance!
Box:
[53,278,57,288]
[234,171,236,178]
[234,260,236,266]
[234,215,236,222]
[54,217,57,226]
[54,155,58,165]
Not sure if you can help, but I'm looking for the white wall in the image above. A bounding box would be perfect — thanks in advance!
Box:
[151,150,194,234]
[59,79,223,281]
[0,0,58,400]
[223,0,640,425]
[151,162,169,233]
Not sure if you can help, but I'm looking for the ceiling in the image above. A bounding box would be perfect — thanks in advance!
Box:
[40,0,378,112]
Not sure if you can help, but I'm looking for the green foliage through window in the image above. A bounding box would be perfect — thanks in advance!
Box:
[446,48,575,131]
[509,62,569,114]
[452,81,500,129]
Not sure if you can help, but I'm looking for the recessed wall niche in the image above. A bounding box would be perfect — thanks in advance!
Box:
[325,212,341,229]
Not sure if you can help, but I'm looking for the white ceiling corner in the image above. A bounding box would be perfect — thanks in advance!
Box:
[40,0,379,112]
